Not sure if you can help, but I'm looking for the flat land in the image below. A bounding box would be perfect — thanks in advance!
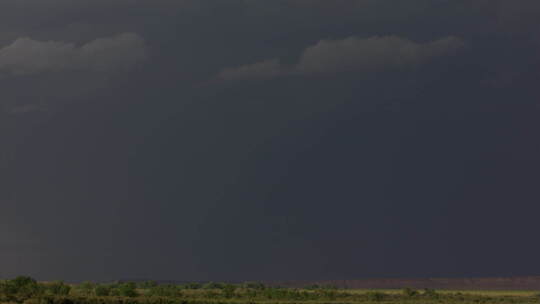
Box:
[2,277,540,304]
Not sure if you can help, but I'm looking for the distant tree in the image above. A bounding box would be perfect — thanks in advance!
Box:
[203,290,220,298]
[77,281,95,296]
[0,276,41,300]
[366,291,385,302]
[184,282,202,290]
[94,285,111,296]
[117,282,138,297]
[109,287,120,297]
[147,284,181,297]
[222,284,237,298]
[403,288,418,297]
[322,284,338,290]
[243,282,265,290]
[315,288,337,300]
[46,281,71,295]
[423,288,438,298]
[203,282,224,289]
[138,281,158,289]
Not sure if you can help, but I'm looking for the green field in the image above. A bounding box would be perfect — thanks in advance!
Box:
[1,277,539,304]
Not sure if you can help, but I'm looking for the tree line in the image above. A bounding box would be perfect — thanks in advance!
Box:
[1,276,539,304]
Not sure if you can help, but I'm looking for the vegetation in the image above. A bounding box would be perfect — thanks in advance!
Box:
[1,276,539,304]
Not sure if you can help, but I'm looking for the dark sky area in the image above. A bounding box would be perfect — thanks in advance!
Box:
[1,0,540,282]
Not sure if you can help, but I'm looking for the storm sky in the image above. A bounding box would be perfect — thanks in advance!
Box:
[1,0,540,282]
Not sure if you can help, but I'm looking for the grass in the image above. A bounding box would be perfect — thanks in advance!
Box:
[2,277,540,304]
[342,289,539,296]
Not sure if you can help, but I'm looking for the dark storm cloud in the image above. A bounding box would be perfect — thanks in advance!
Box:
[0,0,535,85]
[0,0,538,38]
[2,0,540,283]
[495,0,540,33]
[218,35,465,81]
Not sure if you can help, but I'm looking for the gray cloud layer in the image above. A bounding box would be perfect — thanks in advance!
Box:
[0,32,146,76]
[2,0,540,282]
[218,35,465,81]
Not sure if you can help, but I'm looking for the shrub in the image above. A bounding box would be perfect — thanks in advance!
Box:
[117,283,138,297]
[94,285,111,296]
[242,282,265,290]
[322,285,338,290]
[366,291,385,302]
[23,298,49,304]
[137,281,158,289]
[423,288,438,298]
[11,277,38,289]
[46,281,71,296]
[147,285,181,297]
[305,285,320,290]
[202,282,224,290]
[183,283,202,290]
[315,289,337,300]
[222,284,237,298]
[403,288,418,297]
[203,290,220,298]
[77,282,95,296]
[1,276,42,299]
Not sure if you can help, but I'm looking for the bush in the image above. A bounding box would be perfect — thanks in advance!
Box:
[222,284,237,298]
[1,276,42,299]
[315,289,337,300]
[242,282,265,290]
[322,285,338,290]
[366,291,385,302]
[202,282,224,290]
[77,282,95,296]
[94,285,111,296]
[46,281,71,296]
[23,298,49,304]
[147,285,181,297]
[137,281,158,289]
[423,288,438,298]
[11,277,38,289]
[403,288,418,297]
[304,285,320,290]
[117,283,138,297]
[203,290,220,298]
[183,283,202,290]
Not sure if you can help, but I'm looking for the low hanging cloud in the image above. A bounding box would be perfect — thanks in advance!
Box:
[217,35,465,81]
[0,32,147,76]
[295,35,465,74]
